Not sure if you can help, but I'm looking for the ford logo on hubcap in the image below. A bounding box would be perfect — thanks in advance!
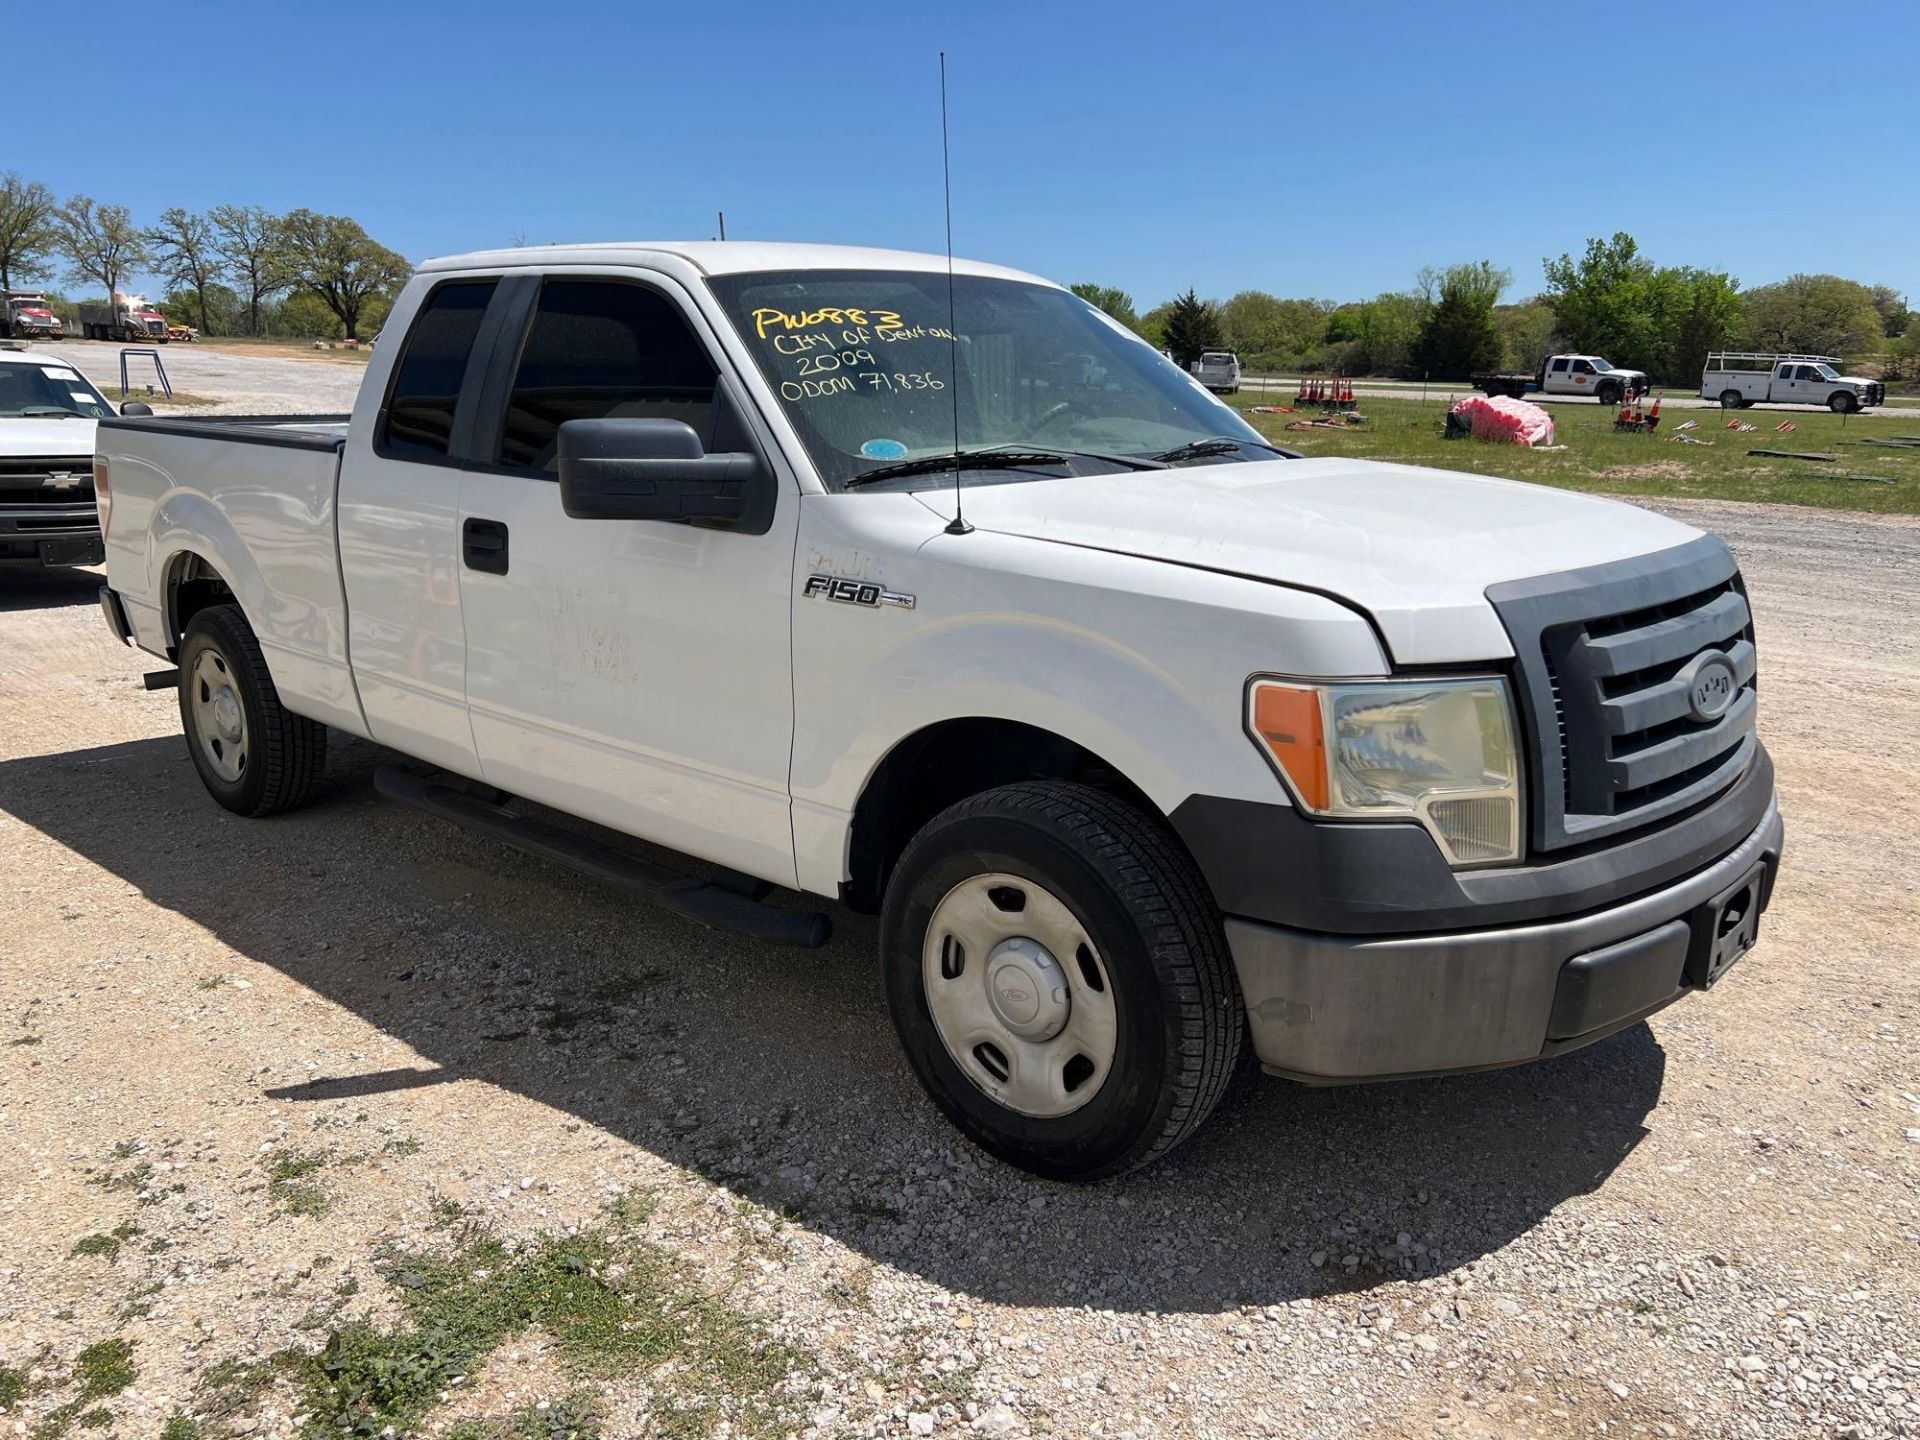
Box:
[1681,651,1738,722]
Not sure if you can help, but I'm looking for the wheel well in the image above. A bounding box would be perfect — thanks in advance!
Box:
[842,718,1162,913]
[166,553,236,656]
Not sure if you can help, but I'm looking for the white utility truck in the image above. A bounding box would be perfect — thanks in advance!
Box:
[1700,353,1885,413]
[1,340,147,567]
[95,242,1784,1179]
[1191,350,1241,393]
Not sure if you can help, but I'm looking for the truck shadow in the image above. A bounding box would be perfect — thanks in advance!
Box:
[0,733,1665,1315]
[0,566,101,613]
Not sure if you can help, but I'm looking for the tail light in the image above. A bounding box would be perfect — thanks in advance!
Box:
[93,455,111,536]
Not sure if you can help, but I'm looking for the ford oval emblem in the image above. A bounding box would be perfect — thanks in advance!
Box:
[1682,651,1739,722]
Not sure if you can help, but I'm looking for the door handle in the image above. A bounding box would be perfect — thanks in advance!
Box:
[463,518,509,575]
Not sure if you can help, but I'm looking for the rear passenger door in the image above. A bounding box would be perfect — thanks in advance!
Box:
[455,272,801,887]
[1544,356,1571,394]
[336,276,500,775]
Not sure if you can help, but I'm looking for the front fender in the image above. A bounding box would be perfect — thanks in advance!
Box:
[789,515,1388,896]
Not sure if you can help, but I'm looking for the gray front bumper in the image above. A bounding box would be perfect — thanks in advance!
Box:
[1225,792,1783,1083]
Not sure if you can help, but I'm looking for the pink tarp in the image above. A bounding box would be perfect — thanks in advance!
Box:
[1449,394,1556,447]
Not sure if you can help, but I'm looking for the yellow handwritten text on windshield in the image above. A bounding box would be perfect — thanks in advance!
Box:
[752,305,905,339]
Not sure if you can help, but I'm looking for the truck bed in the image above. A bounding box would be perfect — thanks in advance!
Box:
[98,411,364,734]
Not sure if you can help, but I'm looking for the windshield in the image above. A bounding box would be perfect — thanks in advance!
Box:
[707,269,1270,491]
[1589,357,1613,372]
[1813,363,1839,379]
[0,361,113,420]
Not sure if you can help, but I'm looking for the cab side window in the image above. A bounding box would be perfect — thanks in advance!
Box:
[1571,359,1594,376]
[379,280,497,458]
[496,281,719,474]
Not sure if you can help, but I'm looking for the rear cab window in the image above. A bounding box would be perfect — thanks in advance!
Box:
[378,279,498,458]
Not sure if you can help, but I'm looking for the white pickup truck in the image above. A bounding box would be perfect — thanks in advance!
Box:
[96,241,1784,1179]
[1701,352,1885,413]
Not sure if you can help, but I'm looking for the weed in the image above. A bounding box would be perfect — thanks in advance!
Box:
[159,1418,199,1440]
[382,1137,423,1157]
[73,1340,135,1400]
[0,1362,24,1407]
[195,976,226,991]
[8,1034,40,1046]
[75,1408,111,1429]
[69,1235,121,1262]
[266,1149,334,1218]
[429,1196,467,1228]
[266,1218,806,1439]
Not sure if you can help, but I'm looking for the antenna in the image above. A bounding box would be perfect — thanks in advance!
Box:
[939,51,971,536]
[717,210,727,241]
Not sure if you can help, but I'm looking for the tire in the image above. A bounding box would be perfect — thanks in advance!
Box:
[1596,382,1622,406]
[177,603,326,817]
[1719,389,1745,409]
[1828,391,1857,414]
[881,781,1244,1180]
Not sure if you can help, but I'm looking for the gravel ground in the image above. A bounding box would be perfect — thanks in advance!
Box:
[30,338,368,415]
[2,495,1916,1439]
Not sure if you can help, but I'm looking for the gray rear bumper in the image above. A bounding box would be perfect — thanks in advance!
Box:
[1225,792,1783,1083]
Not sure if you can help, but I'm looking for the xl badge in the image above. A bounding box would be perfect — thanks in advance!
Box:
[803,573,915,610]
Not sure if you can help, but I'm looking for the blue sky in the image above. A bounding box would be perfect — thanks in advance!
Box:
[22,0,1918,309]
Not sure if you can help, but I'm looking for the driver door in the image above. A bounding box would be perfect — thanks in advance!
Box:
[456,272,802,887]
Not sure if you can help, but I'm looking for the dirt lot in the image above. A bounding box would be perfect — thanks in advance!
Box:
[2,496,1917,1440]
[31,338,368,415]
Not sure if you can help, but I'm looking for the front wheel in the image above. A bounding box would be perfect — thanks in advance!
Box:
[881,782,1244,1180]
[1829,391,1857,414]
[1596,382,1622,406]
[178,603,327,816]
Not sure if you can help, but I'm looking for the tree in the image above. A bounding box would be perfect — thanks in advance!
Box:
[1868,284,1910,341]
[210,204,295,336]
[1543,233,1740,385]
[1413,261,1507,379]
[1496,299,1558,373]
[1743,274,1891,358]
[278,210,409,339]
[0,173,58,291]
[53,196,147,308]
[1159,288,1224,368]
[1220,291,1335,371]
[1069,282,1138,330]
[163,281,241,335]
[145,208,223,335]
[1342,292,1426,376]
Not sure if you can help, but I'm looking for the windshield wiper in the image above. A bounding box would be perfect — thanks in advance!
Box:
[1151,435,1289,464]
[17,407,85,419]
[845,448,1073,489]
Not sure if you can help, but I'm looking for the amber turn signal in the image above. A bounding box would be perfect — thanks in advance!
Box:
[1249,682,1329,812]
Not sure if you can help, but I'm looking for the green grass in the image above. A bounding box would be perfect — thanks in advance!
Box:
[159,1419,199,1440]
[0,1362,25,1407]
[1228,392,1920,514]
[197,1213,806,1440]
[266,1148,334,1218]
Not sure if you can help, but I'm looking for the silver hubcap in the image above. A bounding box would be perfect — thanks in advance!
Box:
[189,647,248,783]
[922,873,1117,1118]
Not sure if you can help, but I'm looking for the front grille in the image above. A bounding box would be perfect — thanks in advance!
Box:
[0,455,96,506]
[1489,535,1758,852]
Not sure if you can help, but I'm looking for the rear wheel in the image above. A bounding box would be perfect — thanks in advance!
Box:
[881,781,1244,1180]
[178,604,326,816]
[1828,391,1857,414]
[1719,389,1745,409]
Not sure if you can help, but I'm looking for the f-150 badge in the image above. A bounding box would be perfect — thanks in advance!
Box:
[803,573,915,610]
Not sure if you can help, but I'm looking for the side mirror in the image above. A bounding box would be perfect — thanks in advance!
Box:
[556,417,767,527]
[120,401,154,417]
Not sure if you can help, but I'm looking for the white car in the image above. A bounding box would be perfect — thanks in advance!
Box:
[1191,350,1241,393]
[0,343,130,568]
[94,241,1783,1178]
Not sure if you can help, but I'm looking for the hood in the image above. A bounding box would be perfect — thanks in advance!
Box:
[1604,367,1647,380]
[0,417,99,457]
[934,457,1705,664]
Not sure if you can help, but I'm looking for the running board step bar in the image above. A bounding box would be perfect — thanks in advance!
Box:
[372,766,832,949]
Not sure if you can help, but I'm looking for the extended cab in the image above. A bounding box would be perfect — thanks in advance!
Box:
[96,242,1784,1179]
[1473,354,1649,405]
[1701,352,1885,413]
[0,341,138,567]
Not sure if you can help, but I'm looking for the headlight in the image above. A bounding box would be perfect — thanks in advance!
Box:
[1248,677,1523,866]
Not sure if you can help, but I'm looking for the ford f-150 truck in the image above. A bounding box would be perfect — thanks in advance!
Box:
[96,242,1784,1179]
